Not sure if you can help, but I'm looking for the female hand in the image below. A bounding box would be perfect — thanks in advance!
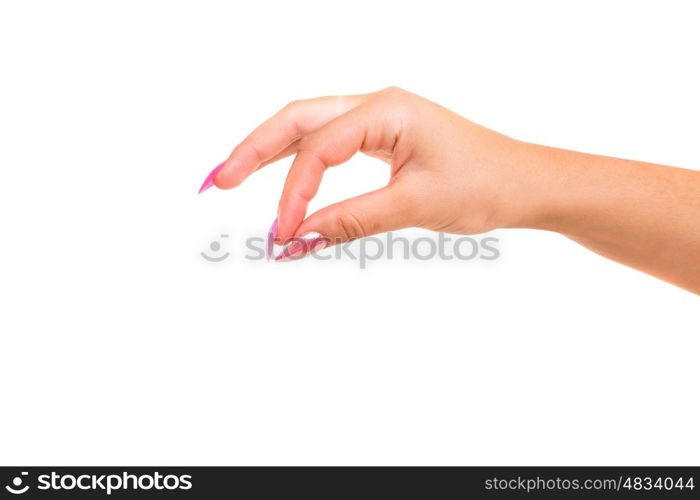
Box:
[202,87,536,244]
[200,87,700,294]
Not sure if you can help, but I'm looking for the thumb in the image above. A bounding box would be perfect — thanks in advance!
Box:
[294,184,414,246]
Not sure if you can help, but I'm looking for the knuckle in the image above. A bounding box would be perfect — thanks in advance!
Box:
[296,136,326,164]
[334,94,348,114]
[297,134,312,150]
[374,86,413,121]
[380,85,404,97]
[282,99,302,114]
[335,209,367,241]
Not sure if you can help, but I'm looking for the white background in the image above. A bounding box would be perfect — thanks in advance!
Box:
[1,0,698,465]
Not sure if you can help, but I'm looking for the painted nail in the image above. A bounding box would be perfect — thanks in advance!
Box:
[198,161,225,194]
[275,234,327,262]
[266,217,279,261]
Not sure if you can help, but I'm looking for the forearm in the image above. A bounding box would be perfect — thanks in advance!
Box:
[514,142,700,294]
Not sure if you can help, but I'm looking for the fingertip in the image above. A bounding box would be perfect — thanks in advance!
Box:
[293,210,332,243]
[275,218,295,245]
[276,204,308,245]
[214,162,247,190]
[198,161,226,194]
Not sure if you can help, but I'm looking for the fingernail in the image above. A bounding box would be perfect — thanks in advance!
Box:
[198,161,225,194]
[266,217,279,261]
[275,234,327,262]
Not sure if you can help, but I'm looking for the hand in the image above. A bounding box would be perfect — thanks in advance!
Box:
[203,87,536,244]
[200,87,700,293]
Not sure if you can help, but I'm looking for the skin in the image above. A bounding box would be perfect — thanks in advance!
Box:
[212,87,700,294]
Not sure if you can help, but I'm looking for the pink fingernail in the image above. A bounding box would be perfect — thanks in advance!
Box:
[266,217,279,261]
[275,235,327,263]
[198,161,225,194]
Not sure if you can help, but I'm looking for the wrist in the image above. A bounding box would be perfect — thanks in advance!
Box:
[495,140,567,231]
[503,142,627,234]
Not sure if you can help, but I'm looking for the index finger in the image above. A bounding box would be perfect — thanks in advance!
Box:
[214,93,372,189]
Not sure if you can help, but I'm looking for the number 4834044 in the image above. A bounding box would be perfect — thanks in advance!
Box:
[623,476,694,491]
